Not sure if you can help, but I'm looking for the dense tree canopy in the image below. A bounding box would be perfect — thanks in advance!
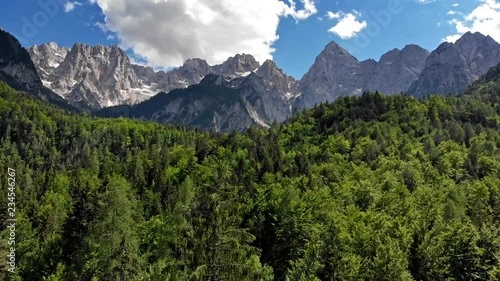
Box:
[0,81,499,280]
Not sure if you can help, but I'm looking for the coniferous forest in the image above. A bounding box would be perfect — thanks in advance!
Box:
[0,63,500,281]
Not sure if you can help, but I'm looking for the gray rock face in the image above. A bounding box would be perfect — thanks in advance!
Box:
[156,54,261,92]
[363,45,430,94]
[28,41,265,110]
[97,74,257,132]
[296,42,430,108]
[23,30,499,132]
[132,64,160,85]
[408,32,500,97]
[247,59,299,122]
[157,58,213,91]
[27,42,69,81]
[25,43,261,112]
[39,43,149,109]
[0,29,70,108]
[212,53,260,77]
[456,32,500,76]
[97,61,298,132]
[296,41,365,108]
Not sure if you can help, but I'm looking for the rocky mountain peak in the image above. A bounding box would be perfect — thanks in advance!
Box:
[408,32,500,98]
[363,44,429,95]
[456,31,485,43]
[318,41,358,63]
[402,44,426,52]
[311,41,360,75]
[296,41,363,108]
[43,43,148,109]
[0,29,43,90]
[213,53,260,77]
[27,42,69,80]
[182,58,210,70]
[0,29,69,107]
[323,41,349,53]
[199,74,228,86]
[256,59,283,77]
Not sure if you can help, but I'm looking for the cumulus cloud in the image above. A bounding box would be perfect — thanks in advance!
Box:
[326,11,367,39]
[64,1,82,13]
[90,0,317,68]
[326,11,343,19]
[445,0,500,43]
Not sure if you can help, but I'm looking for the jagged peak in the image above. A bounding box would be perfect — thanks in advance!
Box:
[456,31,488,45]
[318,41,358,61]
[45,42,60,48]
[219,53,259,68]
[402,44,427,52]
[434,41,457,53]
[258,59,276,70]
[256,59,285,77]
[324,40,344,50]
[30,41,60,49]
[229,53,257,62]
[379,48,401,61]
[199,73,227,86]
[181,58,210,70]
[70,43,123,52]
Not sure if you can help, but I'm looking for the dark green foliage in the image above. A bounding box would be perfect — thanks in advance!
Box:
[1,78,500,280]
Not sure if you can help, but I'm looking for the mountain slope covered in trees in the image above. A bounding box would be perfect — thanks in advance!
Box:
[0,67,500,280]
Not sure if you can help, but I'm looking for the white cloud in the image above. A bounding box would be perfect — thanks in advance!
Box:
[444,34,463,43]
[327,11,367,39]
[285,0,317,20]
[453,3,460,7]
[326,11,344,19]
[91,0,317,68]
[445,0,500,43]
[64,1,82,13]
[416,0,436,4]
[94,22,109,33]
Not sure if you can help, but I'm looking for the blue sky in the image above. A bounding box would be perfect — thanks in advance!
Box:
[1,0,499,79]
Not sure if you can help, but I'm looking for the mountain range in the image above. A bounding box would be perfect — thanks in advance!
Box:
[27,43,266,109]
[2,29,500,132]
[408,32,500,98]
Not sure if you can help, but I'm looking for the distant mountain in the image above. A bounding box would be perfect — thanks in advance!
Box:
[27,42,69,81]
[96,75,257,132]
[13,29,500,132]
[155,58,214,92]
[0,29,72,109]
[31,43,150,109]
[212,53,260,78]
[363,44,430,94]
[96,61,297,132]
[142,54,261,93]
[296,41,365,109]
[295,42,430,108]
[28,42,263,109]
[408,32,500,97]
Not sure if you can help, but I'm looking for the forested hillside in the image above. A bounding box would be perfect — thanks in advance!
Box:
[1,80,500,280]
